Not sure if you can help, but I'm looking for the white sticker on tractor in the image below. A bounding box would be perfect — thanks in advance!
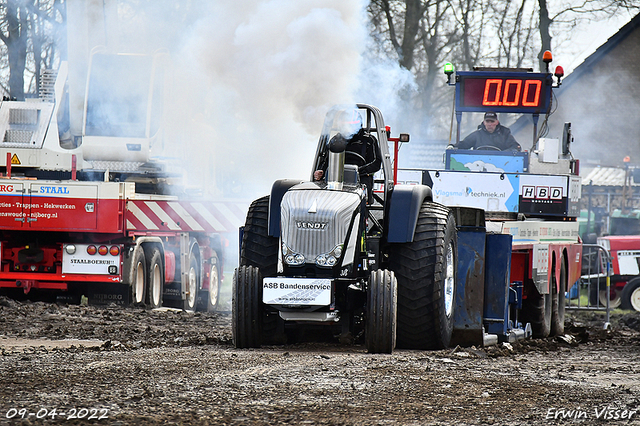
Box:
[263,277,331,306]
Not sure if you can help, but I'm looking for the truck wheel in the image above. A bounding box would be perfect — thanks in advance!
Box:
[523,288,552,338]
[621,277,640,311]
[240,196,278,276]
[146,247,163,309]
[130,247,147,306]
[365,269,397,354]
[389,202,457,349]
[206,255,220,312]
[551,260,567,336]
[196,254,220,312]
[232,265,262,348]
[184,251,199,312]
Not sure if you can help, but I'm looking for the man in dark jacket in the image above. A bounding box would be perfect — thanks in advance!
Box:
[452,111,521,151]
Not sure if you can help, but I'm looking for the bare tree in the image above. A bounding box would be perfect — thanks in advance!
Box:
[0,0,29,99]
[0,0,65,99]
[537,0,640,71]
[368,0,640,137]
[369,0,469,134]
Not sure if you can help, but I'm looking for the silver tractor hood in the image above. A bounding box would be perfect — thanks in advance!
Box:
[280,188,364,269]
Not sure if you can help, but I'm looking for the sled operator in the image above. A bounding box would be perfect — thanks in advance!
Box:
[448,111,521,151]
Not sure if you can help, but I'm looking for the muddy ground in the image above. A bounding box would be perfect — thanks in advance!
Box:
[0,295,639,425]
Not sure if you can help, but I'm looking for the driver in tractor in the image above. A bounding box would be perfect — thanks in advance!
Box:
[449,111,521,151]
[314,108,382,202]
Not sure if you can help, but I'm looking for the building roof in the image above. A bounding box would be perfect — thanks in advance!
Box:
[559,13,640,92]
[582,165,639,187]
[511,12,640,135]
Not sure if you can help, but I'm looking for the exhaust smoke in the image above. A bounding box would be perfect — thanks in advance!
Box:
[87,0,416,200]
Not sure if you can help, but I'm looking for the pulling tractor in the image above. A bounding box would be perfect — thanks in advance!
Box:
[233,104,460,353]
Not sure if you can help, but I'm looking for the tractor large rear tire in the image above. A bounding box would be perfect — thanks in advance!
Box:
[365,269,397,354]
[232,265,262,348]
[240,196,279,276]
[551,259,567,336]
[389,202,457,350]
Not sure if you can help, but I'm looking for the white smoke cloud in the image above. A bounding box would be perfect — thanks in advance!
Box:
[161,0,372,199]
[356,54,417,133]
[77,0,416,200]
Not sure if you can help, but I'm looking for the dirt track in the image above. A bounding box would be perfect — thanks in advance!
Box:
[1,296,639,425]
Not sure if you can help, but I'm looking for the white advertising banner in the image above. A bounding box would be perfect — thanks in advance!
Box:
[427,171,519,212]
[263,277,332,306]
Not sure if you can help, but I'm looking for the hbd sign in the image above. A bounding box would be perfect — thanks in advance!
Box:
[522,185,563,200]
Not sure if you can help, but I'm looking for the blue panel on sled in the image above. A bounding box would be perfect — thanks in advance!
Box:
[451,229,486,347]
[483,233,513,335]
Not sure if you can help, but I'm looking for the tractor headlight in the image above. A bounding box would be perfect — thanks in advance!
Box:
[315,245,343,268]
[283,243,305,266]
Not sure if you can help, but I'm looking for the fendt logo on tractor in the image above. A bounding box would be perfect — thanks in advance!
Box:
[295,221,328,229]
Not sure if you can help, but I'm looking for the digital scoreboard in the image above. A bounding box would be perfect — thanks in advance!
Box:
[455,71,553,114]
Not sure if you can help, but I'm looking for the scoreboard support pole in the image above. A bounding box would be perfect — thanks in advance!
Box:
[532,114,539,148]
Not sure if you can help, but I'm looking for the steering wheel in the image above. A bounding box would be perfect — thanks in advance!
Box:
[475,145,501,151]
[345,151,366,167]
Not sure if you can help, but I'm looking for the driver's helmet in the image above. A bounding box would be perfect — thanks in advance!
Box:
[333,108,362,138]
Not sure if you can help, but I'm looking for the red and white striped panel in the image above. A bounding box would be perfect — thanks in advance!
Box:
[126,200,248,234]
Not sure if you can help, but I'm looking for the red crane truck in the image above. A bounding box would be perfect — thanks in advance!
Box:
[0,4,244,310]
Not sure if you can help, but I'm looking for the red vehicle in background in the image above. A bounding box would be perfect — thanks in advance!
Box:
[596,236,640,311]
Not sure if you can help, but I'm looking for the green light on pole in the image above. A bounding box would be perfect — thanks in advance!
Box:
[444,62,454,84]
[444,62,454,74]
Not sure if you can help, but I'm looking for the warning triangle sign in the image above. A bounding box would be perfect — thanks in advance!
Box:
[10,154,20,165]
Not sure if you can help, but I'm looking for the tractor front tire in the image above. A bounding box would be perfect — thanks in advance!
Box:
[365,269,397,354]
[389,202,457,350]
[232,265,262,348]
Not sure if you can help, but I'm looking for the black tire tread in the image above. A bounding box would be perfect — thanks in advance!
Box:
[240,196,278,276]
[366,269,397,354]
[232,265,262,348]
[389,201,456,349]
[238,196,283,344]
